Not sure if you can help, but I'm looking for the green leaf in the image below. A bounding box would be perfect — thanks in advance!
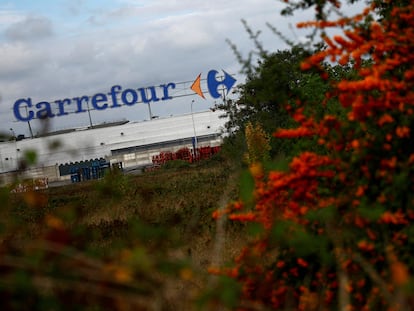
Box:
[269,220,295,246]
[247,222,264,237]
[264,156,290,172]
[129,247,152,271]
[219,276,242,308]
[14,270,32,291]
[290,228,327,257]
[23,149,37,165]
[195,275,241,309]
[48,139,62,151]
[357,204,386,221]
[305,205,337,222]
[239,169,255,203]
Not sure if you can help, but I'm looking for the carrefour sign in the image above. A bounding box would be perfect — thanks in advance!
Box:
[13,69,236,122]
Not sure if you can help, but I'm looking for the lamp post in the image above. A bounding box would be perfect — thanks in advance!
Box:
[190,100,198,156]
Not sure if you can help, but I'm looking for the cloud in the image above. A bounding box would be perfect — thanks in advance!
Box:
[0,9,25,27]
[4,15,54,42]
[65,0,87,16]
[0,42,49,79]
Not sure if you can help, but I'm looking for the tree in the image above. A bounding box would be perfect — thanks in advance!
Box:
[214,0,414,310]
[219,23,355,159]
[244,121,271,165]
[218,46,332,158]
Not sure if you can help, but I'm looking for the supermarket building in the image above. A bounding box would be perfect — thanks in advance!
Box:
[0,110,227,185]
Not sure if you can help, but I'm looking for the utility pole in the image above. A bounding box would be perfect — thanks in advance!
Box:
[25,106,34,138]
[190,99,198,152]
[86,101,93,128]
[9,128,18,170]
[147,102,153,120]
[144,88,153,120]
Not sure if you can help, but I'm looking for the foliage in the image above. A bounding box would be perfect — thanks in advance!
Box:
[219,35,352,159]
[244,122,271,165]
[215,1,414,310]
[3,0,414,310]
[0,159,242,310]
[217,47,311,157]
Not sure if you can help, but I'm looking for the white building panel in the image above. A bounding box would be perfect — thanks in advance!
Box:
[0,110,228,174]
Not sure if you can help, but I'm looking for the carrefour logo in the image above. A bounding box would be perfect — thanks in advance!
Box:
[12,69,236,122]
[191,69,236,99]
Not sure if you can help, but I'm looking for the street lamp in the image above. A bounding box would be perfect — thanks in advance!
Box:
[190,100,198,155]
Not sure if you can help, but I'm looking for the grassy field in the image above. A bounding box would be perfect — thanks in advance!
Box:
[1,156,246,310]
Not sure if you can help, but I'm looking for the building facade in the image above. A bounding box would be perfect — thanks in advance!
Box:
[0,110,228,185]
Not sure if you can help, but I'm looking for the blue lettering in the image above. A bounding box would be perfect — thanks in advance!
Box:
[35,101,55,119]
[121,89,138,106]
[73,96,89,113]
[12,71,233,123]
[92,93,108,110]
[160,83,176,100]
[109,85,122,108]
[55,98,71,116]
[139,86,160,104]
[13,98,34,122]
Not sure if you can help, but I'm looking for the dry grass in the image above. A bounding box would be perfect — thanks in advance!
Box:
[1,157,247,310]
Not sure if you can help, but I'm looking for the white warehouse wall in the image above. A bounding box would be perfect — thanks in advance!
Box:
[0,110,228,175]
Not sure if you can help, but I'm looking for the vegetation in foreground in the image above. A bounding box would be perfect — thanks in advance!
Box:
[214,1,414,310]
[0,157,245,310]
[2,0,414,310]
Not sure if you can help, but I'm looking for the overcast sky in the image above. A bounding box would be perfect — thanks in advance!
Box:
[0,0,363,137]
